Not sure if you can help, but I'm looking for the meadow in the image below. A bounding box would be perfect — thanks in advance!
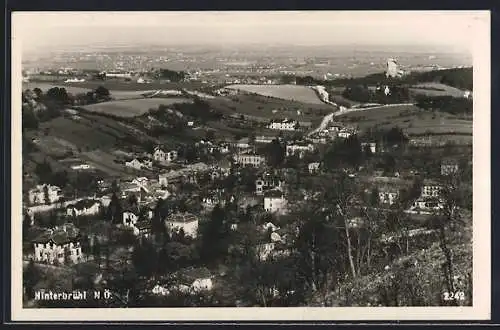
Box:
[409,82,467,98]
[225,84,325,104]
[336,104,472,139]
[82,98,193,117]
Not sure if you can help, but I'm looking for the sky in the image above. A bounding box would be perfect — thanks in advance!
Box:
[12,11,489,54]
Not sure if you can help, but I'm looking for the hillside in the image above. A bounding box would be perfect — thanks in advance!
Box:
[310,221,472,307]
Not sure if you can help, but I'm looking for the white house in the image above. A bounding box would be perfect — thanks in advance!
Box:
[125,158,152,170]
[264,190,288,214]
[159,174,168,187]
[70,164,91,170]
[286,143,314,158]
[233,153,266,167]
[100,196,112,207]
[66,199,102,217]
[165,212,199,238]
[255,174,284,195]
[256,243,276,261]
[32,224,83,265]
[267,119,298,131]
[308,162,321,174]
[153,147,178,163]
[28,184,63,205]
[338,129,353,139]
[191,278,213,293]
[123,211,139,228]
[255,136,275,144]
[441,159,459,176]
[361,142,377,154]
[421,180,443,198]
[379,188,399,205]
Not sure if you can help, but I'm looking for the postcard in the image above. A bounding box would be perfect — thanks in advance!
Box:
[10,10,490,321]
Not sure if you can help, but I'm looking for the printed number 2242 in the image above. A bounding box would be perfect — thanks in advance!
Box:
[443,291,466,301]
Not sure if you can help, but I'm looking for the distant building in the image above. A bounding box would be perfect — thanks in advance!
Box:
[421,180,443,198]
[308,162,321,174]
[286,143,314,158]
[338,129,353,139]
[385,58,404,78]
[32,224,82,264]
[153,147,178,163]
[233,153,266,167]
[66,199,102,217]
[255,136,275,144]
[255,174,285,195]
[159,174,168,187]
[123,211,139,228]
[267,119,298,131]
[165,212,199,238]
[125,157,152,170]
[441,159,459,176]
[264,190,288,214]
[378,187,399,205]
[28,184,63,205]
[361,142,377,154]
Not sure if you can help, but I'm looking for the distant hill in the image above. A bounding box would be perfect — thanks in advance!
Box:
[296,67,473,91]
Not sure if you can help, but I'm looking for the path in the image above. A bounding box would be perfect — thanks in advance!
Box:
[332,103,415,117]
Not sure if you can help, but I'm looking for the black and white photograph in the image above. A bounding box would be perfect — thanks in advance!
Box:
[11,10,490,321]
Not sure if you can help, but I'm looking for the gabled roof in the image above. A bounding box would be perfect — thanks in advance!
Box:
[165,212,199,224]
[67,199,100,210]
[264,190,284,198]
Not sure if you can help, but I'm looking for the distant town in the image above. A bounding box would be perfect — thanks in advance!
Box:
[22,45,473,308]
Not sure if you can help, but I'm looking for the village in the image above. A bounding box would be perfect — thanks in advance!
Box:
[22,100,472,307]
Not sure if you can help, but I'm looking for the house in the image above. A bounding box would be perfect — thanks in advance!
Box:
[264,190,288,214]
[286,143,314,158]
[153,147,178,163]
[201,190,227,209]
[338,129,353,139]
[256,242,276,261]
[135,220,152,238]
[100,196,112,207]
[192,278,213,293]
[441,159,459,176]
[308,162,321,174]
[421,180,443,198]
[32,224,83,265]
[378,187,399,205]
[267,119,298,131]
[464,90,472,99]
[255,136,275,144]
[233,153,266,167]
[234,138,251,150]
[164,212,199,238]
[28,184,63,205]
[158,174,168,187]
[255,174,284,195]
[123,211,139,228]
[66,199,102,217]
[125,157,152,170]
[361,142,377,154]
[411,198,444,213]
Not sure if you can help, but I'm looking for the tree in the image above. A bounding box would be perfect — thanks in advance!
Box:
[199,205,230,264]
[370,187,379,207]
[43,185,50,205]
[33,87,43,99]
[24,260,40,300]
[22,107,39,130]
[107,193,123,224]
[264,139,286,168]
[95,86,111,100]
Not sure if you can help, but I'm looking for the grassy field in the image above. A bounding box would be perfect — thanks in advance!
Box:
[208,94,332,122]
[409,83,467,98]
[336,104,472,139]
[82,98,192,117]
[226,84,325,105]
